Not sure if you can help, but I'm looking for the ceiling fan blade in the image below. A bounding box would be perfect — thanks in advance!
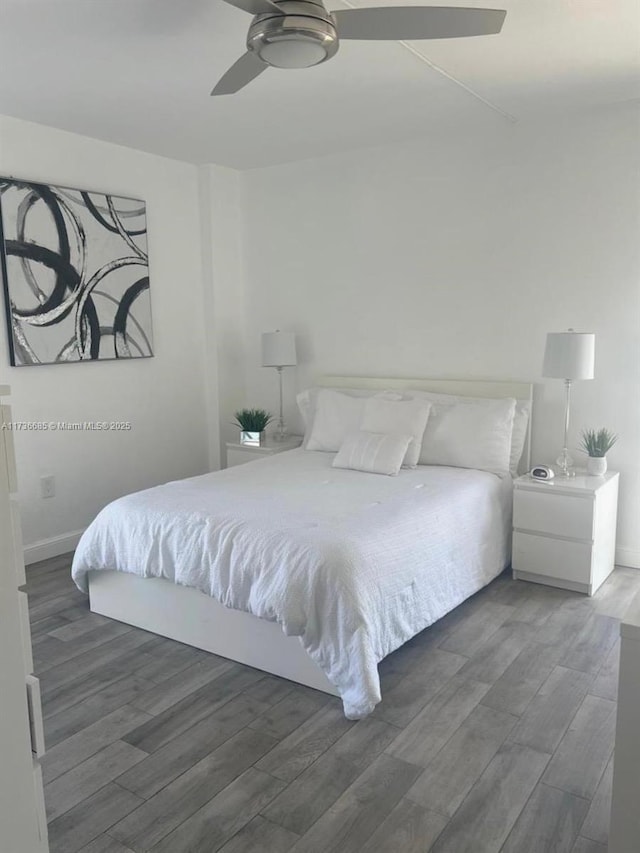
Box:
[333,6,506,41]
[211,51,268,95]
[221,0,282,15]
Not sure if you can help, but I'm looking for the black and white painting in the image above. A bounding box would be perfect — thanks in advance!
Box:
[0,178,153,366]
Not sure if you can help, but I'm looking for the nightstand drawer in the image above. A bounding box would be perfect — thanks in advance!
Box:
[513,532,592,585]
[513,490,594,540]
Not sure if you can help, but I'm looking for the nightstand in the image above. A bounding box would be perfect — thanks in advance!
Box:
[225,435,303,468]
[512,471,619,595]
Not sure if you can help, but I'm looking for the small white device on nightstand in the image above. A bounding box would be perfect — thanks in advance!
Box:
[529,465,555,481]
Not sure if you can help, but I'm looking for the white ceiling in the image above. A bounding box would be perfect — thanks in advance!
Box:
[1,0,638,168]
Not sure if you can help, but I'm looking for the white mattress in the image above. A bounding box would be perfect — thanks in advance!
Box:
[72,449,513,719]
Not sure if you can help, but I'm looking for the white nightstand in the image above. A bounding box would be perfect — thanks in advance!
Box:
[512,471,619,595]
[225,435,303,468]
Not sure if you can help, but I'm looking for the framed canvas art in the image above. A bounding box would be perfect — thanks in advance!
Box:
[0,178,154,366]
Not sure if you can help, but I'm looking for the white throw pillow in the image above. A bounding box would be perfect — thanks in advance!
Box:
[333,431,412,476]
[360,397,431,468]
[419,397,516,473]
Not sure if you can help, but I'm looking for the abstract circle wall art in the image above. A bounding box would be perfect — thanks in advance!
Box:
[0,178,154,366]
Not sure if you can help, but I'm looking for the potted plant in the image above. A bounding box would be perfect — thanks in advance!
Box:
[233,408,273,446]
[580,428,618,476]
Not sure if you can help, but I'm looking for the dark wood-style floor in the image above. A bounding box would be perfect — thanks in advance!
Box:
[27,555,637,853]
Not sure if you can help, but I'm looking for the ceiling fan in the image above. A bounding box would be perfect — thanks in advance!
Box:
[211,1,506,95]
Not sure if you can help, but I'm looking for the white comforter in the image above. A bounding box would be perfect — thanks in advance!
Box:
[72,450,512,719]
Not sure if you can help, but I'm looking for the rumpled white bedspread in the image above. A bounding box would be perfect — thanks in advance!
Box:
[72,449,512,719]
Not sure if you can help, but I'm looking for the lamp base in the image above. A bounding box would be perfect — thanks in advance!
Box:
[555,449,576,478]
[273,420,289,442]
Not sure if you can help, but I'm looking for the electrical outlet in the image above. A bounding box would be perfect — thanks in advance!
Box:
[41,475,55,499]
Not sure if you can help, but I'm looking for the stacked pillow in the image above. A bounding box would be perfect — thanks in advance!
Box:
[302,388,431,474]
[360,396,433,468]
[417,396,515,472]
[297,386,529,477]
[406,390,528,476]
[302,389,371,453]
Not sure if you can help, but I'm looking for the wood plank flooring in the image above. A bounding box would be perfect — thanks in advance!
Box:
[27,555,637,852]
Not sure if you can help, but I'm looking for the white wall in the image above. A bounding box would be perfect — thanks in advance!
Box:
[199,165,248,468]
[237,104,640,566]
[2,106,638,567]
[0,115,213,560]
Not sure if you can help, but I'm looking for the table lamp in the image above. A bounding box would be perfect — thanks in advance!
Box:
[261,330,297,441]
[543,329,595,477]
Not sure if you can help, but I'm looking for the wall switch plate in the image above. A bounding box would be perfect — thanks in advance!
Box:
[40,476,55,499]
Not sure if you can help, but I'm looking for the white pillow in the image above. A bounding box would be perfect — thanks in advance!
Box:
[333,431,412,476]
[299,386,528,472]
[302,388,402,452]
[305,389,368,452]
[419,397,516,473]
[402,389,527,475]
[361,397,431,468]
[296,388,319,437]
[510,401,531,475]
[297,387,402,446]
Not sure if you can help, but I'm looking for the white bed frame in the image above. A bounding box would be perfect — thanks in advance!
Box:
[89,376,533,697]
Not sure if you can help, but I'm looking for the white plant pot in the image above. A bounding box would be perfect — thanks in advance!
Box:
[587,456,607,476]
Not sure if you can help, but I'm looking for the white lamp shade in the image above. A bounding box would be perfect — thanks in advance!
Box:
[261,331,297,367]
[543,331,595,380]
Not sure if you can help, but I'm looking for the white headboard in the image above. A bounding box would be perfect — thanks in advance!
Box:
[317,375,534,473]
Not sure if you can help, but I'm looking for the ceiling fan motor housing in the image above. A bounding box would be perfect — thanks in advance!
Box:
[247,0,339,68]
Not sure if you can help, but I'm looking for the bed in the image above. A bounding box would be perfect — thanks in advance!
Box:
[72,376,533,719]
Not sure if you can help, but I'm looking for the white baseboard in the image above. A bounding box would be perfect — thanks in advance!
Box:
[616,548,640,570]
[24,529,84,566]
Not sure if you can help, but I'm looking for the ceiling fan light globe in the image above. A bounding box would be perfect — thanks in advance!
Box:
[259,37,328,68]
[248,11,339,69]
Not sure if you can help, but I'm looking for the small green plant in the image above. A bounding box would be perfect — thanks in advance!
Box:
[233,408,273,432]
[580,428,618,458]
